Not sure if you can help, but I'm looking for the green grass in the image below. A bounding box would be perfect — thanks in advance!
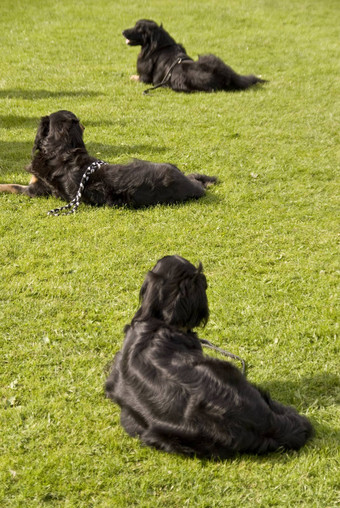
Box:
[0,0,339,506]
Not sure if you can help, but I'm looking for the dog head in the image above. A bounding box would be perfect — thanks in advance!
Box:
[122,19,175,50]
[32,110,86,156]
[134,255,209,330]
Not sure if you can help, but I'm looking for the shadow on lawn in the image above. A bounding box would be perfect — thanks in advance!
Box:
[86,142,167,159]
[0,140,167,172]
[0,115,133,129]
[0,89,102,100]
[261,372,340,410]
[0,141,32,170]
[0,114,41,129]
[198,372,340,464]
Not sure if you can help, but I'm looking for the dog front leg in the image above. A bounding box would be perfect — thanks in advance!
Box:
[0,175,38,194]
[0,176,50,198]
[0,184,30,194]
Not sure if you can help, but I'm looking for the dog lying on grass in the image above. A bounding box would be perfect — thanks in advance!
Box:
[123,19,266,93]
[105,255,313,459]
[0,110,216,209]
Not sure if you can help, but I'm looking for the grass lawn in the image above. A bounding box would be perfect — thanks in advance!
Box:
[0,0,339,506]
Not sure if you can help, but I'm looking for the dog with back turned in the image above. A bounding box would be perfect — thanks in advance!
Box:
[105,255,313,459]
[123,19,266,93]
[0,110,216,207]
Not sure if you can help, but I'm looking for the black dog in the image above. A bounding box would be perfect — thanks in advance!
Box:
[105,255,313,459]
[0,110,216,208]
[123,20,266,93]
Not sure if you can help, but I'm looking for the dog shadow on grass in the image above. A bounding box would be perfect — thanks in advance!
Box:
[0,141,33,174]
[0,140,169,176]
[86,142,168,160]
[0,89,102,101]
[0,115,140,130]
[259,372,339,411]
[0,114,41,129]
[199,373,339,465]
[0,113,118,130]
[257,372,340,452]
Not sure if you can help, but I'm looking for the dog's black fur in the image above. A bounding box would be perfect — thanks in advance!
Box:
[123,20,266,93]
[0,110,216,206]
[105,255,313,459]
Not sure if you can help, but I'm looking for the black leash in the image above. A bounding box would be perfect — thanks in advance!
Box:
[47,160,106,216]
[200,339,246,375]
[143,56,191,95]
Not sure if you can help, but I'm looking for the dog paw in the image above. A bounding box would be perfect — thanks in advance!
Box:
[130,75,140,81]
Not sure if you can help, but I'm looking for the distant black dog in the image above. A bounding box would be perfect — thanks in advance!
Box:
[105,255,313,459]
[0,110,216,208]
[123,20,266,93]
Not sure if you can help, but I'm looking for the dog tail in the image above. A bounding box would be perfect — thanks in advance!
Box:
[197,54,266,91]
[231,73,267,90]
[188,174,218,188]
[272,411,314,451]
[259,401,314,454]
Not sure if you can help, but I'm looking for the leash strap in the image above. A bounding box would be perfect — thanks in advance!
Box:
[47,160,106,216]
[200,338,246,375]
[143,56,190,95]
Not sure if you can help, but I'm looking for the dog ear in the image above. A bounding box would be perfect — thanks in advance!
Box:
[32,115,50,155]
[135,271,164,322]
[168,266,209,329]
[148,23,163,53]
[194,262,204,280]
